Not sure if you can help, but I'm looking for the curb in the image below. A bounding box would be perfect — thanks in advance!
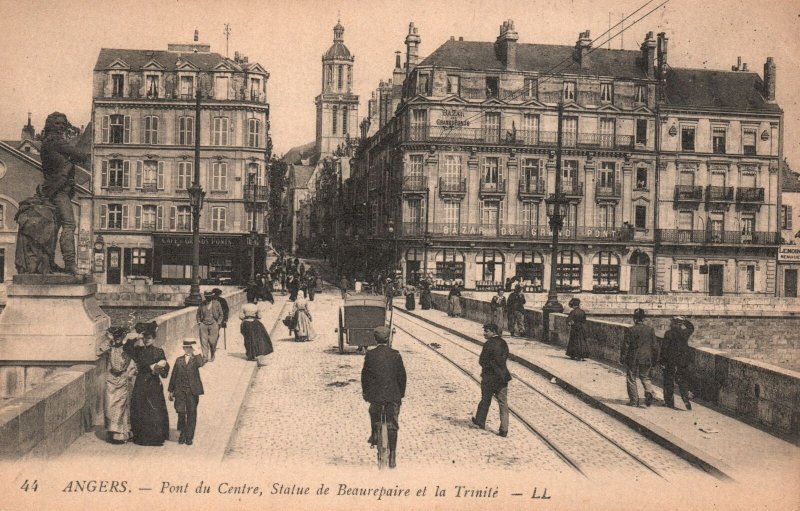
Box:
[398,307,734,481]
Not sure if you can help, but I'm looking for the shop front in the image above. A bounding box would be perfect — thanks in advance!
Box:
[153,233,265,285]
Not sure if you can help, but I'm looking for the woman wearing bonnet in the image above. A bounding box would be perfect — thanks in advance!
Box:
[124,321,170,446]
[97,326,135,444]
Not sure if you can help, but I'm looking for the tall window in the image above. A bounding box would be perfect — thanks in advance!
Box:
[145,75,159,98]
[212,162,228,191]
[408,154,424,183]
[599,161,616,188]
[140,205,157,230]
[0,204,4,229]
[337,65,343,90]
[599,118,615,148]
[215,75,229,100]
[681,126,696,152]
[177,162,192,190]
[563,117,578,147]
[110,115,126,144]
[521,201,538,228]
[248,119,261,147]
[213,117,229,145]
[743,129,757,155]
[483,157,501,186]
[635,165,648,189]
[407,198,423,225]
[342,108,348,135]
[678,211,693,242]
[410,109,427,140]
[178,116,194,145]
[600,82,613,103]
[556,251,582,290]
[176,206,191,231]
[709,212,724,242]
[745,265,755,291]
[713,127,727,154]
[524,77,538,99]
[130,248,149,276]
[562,159,578,192]
[781,205,793,230]
[485,77,498,98]
[107,204,124,229]
[481,200,502,234]
[443,202,460,230]
[741,214,755,238]
[180,76,194,98]
[635,119,647,145]
[522,158,541,192]
[211,206,227,231]
[446,75,460,95]
[563,81,576,101]
[598,204,615,229]
[635,205,647,229]
[442,155,461,186]
[144,116,159,144]
[108,159,124,187]
[678,264,693,291]
[634,84,647,103]
[111,74,124,97]
[332,106,338,135]
[593,252,620,289]
[484,112,500,143]
[249,77,261,101]
[521,114,539,144]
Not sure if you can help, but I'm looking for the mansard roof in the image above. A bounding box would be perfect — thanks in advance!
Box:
[94,48,266,75]
[663,68,781,113]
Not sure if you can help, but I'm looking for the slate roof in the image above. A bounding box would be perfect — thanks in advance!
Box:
[94,48,258,73]
[782,163,800,193]
[282,141,316,165]
[663,68,780,112]
[290,164,315,189]
[324,42,352,60]
[418,39,647,79]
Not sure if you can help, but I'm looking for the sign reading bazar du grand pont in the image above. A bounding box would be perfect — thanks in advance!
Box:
[436,108,471,127]
[778,245,800,262]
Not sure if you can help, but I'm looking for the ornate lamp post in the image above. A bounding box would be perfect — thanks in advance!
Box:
[247,163,259,287]
[387,221,398,275]
[184,87,206,307]
[542,101,567,318]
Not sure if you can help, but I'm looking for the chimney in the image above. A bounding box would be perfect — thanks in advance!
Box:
[194,29,199,42]
[640,31,656,78]
[494,19,519,70]
[405,22,421,75]
[656,32,669,80]
[575,30,592,68]
[21,112,35,142]
[234,51,240,62]
[764,57,776,102]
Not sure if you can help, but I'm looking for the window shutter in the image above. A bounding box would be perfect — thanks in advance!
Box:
[123,161,131,188]
[99,204,107,229]
[134,205,142,229]
[102,116,109,143]
[156,205,164,230]
[153,117,159,144]
[122,204,129,229]
[101,160,108,188]
[124,116,131,143]
[123,249,132,276]
[136,161,143,188]
[141,116,146,144]
[169,206,176,230]
[789,206,793,230]
[157,161,165,189]
[243,117,248,147]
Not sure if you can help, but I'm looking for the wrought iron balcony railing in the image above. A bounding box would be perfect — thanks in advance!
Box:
[398,222,636,241]
[243,184,270,202]
[518,178,546,198]
[705,186,734,202]
[656,229,778,245]
[595,182,622,199]
[439,177,467,198]
[561,179,584,197]
[674,185,703,202]
[402,176,427,192]
[406,125,634,149]
[736,187,765,203]
[479,178,506,197]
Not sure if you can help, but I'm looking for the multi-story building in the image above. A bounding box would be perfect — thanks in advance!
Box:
[778,163,800,297]
[91,35,270,285]
[347,21,783,296]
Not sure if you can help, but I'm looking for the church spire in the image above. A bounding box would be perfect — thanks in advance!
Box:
[333,19,344,43]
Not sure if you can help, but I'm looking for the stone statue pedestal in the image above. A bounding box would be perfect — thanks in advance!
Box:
[0,275,110,396]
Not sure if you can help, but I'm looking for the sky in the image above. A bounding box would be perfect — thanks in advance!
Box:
[0,0,798,165]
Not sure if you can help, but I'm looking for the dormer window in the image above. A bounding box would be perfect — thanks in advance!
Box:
[249,77,261,101]
[215,75,229,100]
[524,77,538,99]
[145,75,159,99]
[111,74,124,97]
[634,84,647,103]
[446,75,460,96]
[563,81,576,101]
[418,73,430,95]
[180,76,194,99]
[600,83,613,103]
[485,77,499,98]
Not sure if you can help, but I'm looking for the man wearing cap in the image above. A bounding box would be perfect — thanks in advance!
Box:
[620,309,658,407]
[660,316,695,410]
[361,326,406,468]
[196,291,223,362]
[472,323,512,437]
[168,339,206,445]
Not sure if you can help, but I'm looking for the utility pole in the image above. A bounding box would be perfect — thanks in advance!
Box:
[224,23,232,58]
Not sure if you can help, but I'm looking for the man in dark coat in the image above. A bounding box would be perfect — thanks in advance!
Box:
[660,316,695,410]
[620,309,657,407]
[361,326,406,468]
[211,288,229,328]
[168,339,206,445]
[472,323,512,437]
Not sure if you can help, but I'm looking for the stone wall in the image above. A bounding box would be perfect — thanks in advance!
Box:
[0,289,246,460]
[94,284,240,308]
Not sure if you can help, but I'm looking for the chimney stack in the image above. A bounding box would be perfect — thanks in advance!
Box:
[494,19,519,70]
[764,57,776,102]
[640,31,656,78]
[656,32,669,79]
[194,29,199,42]
[575,30,592,68]
[405,22,421,76]
[21,112,35,142]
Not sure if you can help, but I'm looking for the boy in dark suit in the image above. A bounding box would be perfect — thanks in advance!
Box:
[472,323,512,437]
[168,339,206,445]
[361,326,406,468]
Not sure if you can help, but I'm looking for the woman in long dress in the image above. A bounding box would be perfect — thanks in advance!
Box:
[292,297,316,342]
[490,289,507,335]
[404,285,416,311]
[239,296,274,360]
[565,298,588,361]
[419,280,432,310]
[97,326,134,444]
[447,285,463,317]
[124,321,170,446]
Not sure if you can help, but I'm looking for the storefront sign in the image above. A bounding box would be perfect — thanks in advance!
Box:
[778,245,800,263]
[93,252,105,273]
[436,108,470,127]
[158,236,240,247]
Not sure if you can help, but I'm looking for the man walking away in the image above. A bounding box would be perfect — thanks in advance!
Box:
[361,326,406,468]
[620,309,657,407]
[339,275,349,300]
[196,291,223,362]
[168,339,206,445]
[660,316,695,410]
[472,323,512,437]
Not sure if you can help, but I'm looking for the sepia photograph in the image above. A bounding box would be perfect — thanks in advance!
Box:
[0,0,798,509]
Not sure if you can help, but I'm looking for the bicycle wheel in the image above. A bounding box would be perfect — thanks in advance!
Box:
[377,421,389,469]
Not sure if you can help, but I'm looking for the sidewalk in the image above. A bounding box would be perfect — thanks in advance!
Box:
[400,300,800,482]
[59,295,290,462]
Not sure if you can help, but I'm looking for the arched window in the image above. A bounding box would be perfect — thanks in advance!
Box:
[476,250,504,286]
[593,251,620,291]
[337,65,343,90]
[332,106,338,135]
[629,250,650,266]
[342,107,348,135]
[434,249,465,286]
[515,251,544,290]
[556,250,582,291]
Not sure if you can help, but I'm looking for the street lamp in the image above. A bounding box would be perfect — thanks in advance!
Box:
[542,101,567,318]
[184,87,206,307]
[387,220,398,275]
[247,163,259,286]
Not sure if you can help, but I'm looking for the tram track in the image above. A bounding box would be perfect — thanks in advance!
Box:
[393,310,667,480]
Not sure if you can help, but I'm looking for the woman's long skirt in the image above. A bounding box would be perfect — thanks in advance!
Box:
[241,319,274,361]
[294,311,316,341]
[405,293,416,311]
[448,296,462,317]
[130,373,169,446]
[420,290,432,310]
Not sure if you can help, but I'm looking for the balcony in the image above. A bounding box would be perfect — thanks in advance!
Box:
[439,177,467,200]
[479,178,506,199]
[674,185,703,203]
[578,133,635,150]
[518,178,546,200]
[243,184,269,203]
[400,222,426,237]
[736,187,765,203]
[705,186,734,202]
[406,125,634,149]
[141,182,158,193]
[595,182,622,199]
[402,176,427,194]
[656,229,778,245]
[561,179,584,199]
[423,222,634,241]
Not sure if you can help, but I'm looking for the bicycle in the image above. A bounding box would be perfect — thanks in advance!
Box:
[375,404,390,470]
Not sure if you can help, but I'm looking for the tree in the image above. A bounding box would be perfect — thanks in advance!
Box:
[268,158,289,249]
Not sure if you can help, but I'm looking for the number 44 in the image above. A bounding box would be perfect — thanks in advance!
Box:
[20,479,38,492]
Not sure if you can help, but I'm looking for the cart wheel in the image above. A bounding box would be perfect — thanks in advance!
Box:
[338,310,345,354]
